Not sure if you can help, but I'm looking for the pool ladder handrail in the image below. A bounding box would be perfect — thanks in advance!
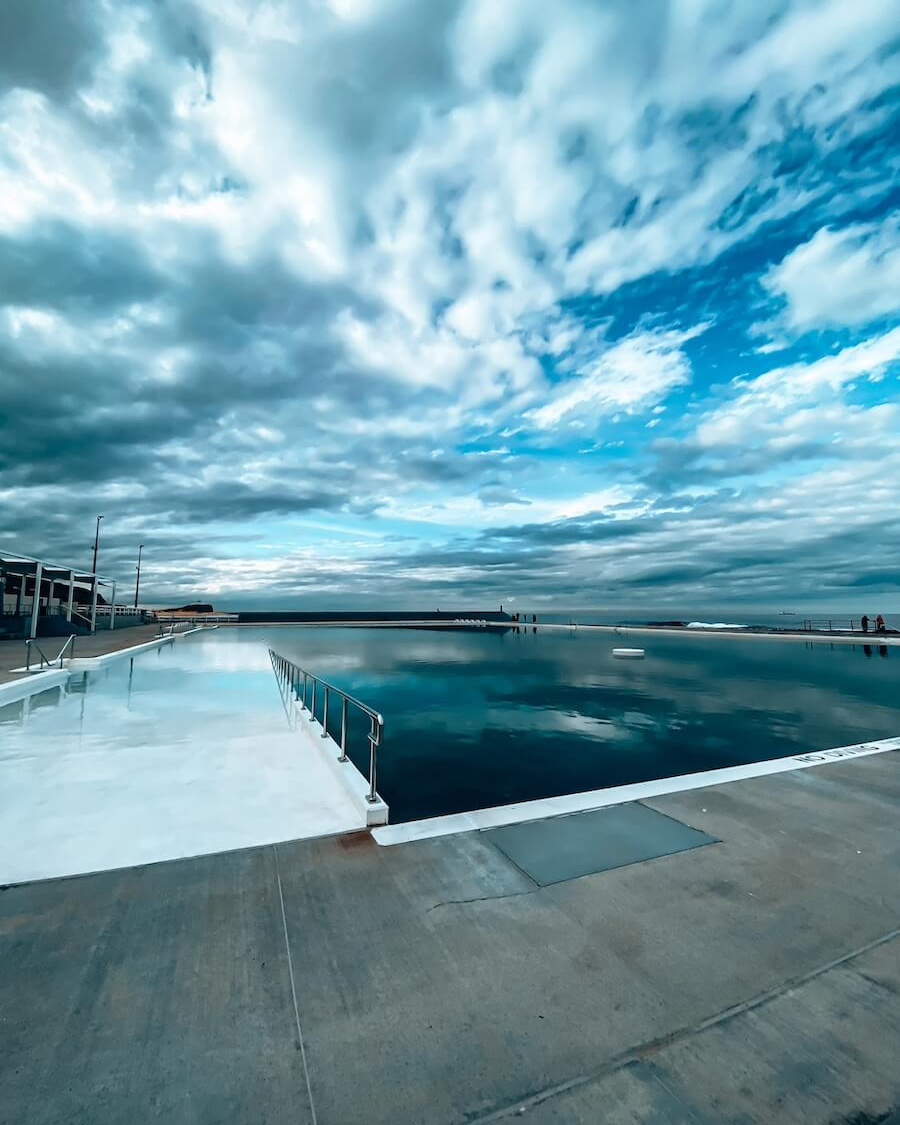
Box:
[157,621,193,637]
[24,634,76,672]
[269,649,384,805]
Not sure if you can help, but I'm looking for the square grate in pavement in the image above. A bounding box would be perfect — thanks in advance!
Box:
[484,802,716,886]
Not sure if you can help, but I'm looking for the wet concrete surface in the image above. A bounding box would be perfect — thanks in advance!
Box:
[1,752,898,1124]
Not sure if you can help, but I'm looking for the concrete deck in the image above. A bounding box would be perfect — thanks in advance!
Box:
[2,751,897,1124]
[0,624,164,686]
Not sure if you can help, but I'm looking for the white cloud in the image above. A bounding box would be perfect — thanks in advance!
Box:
[761,219,900,333]
[528,325,706,431]
[692,329,900,460]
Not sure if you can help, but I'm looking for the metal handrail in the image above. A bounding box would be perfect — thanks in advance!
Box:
[24,634,76,672]
[269,648,384,804]
[157,621,193,637]
[800,618,855,633]
[154,613,238,624]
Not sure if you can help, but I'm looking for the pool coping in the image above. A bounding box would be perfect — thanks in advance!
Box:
[515,623,900,646]
[0,668,72,706]
[372,736,900,845]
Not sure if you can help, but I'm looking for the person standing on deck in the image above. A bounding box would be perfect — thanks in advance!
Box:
[876,614,886,633]
[861,615,869,633]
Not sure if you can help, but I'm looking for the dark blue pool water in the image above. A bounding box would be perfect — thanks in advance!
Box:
[248,626,898,822]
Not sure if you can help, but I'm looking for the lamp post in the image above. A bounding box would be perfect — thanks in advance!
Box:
[91,515,104,574]
[134,544,144,609]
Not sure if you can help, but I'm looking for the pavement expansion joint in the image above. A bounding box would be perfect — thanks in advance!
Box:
[464,926,900,1124]
[273,843,319,1125]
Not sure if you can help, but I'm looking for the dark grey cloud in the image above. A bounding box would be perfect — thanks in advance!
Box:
[489,516,657,546]
[0,221,163,312]
[0,0,102,99]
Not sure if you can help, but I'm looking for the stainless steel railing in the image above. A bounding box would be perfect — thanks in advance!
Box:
[24,634,76,672]
[799,618,856,633]
[154,613,238,625]
[157,621,197,637]
[269,649,384,804]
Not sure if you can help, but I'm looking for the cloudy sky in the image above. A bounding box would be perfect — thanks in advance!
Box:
[1,0,898,611]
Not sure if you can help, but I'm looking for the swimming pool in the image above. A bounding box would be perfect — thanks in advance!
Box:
[259,625,898,820]
[2,626,897,839]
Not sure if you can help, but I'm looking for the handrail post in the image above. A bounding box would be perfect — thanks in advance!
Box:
[321,686,330,738]
[309,678,317,721]
[366,716,381,804]
[25,640,31,672]
[339,697,349,761]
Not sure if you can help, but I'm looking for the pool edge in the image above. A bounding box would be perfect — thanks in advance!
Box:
[372,736,900,846]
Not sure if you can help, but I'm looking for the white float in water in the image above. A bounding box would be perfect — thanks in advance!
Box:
[613,648,645,659]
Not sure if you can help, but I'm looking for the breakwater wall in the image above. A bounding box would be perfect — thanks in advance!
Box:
[236,610,513,625]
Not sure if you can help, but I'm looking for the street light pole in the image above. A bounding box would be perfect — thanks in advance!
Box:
[92,515,104,574]
[134,544,144,609]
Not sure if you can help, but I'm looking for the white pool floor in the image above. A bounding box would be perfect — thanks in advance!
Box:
[0,638,366,885]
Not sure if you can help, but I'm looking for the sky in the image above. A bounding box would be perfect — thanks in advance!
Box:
[1,0,898,611]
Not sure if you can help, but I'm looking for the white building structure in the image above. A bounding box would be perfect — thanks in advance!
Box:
[0,547,118,638]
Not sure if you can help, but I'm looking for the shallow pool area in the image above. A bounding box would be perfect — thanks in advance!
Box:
[0,635,367,884]
[1,624,897,882]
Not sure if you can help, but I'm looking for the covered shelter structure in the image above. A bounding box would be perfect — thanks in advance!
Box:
[0,547,117,640]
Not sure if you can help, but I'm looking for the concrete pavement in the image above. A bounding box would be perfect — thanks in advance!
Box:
[1,751,898,1124]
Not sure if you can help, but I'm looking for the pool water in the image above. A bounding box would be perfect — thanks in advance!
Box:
[2,626,897,825]
[238,625,898,821]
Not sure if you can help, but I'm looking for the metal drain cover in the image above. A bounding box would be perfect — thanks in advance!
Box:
[484,802,716,886]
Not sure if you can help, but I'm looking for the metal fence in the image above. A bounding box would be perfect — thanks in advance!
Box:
[799,618,856,633]
[269,648,384,804]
